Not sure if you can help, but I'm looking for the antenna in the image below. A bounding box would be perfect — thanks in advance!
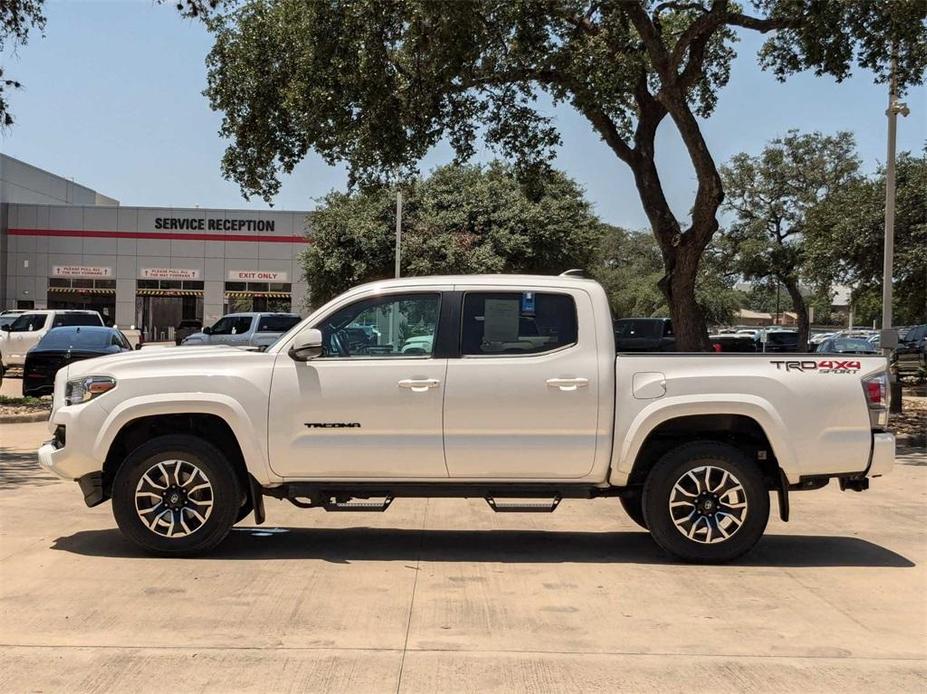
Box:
[559,269,585,278]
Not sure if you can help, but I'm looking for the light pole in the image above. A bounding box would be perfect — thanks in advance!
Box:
[394,187,403,279]
[881,57,909,412]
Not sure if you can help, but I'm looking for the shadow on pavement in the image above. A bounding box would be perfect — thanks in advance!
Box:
[51,526,915,568]
[0,445,58,490]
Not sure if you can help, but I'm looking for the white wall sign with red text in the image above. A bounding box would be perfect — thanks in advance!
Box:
[51,265,113,279]
[227,270,288,282]
[140,268,201,280]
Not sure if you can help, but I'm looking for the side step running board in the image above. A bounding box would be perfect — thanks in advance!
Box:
[485,496,561,513]
[323,496,394,512]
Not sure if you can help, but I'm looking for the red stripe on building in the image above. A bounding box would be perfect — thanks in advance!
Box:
[7,228,309,244]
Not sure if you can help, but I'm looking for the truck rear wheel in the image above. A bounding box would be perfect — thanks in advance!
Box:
[643,441,769,563]
[111,435,241,556]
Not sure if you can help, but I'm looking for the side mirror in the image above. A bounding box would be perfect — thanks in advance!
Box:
[288,328,324,362]
[202,326,213,335]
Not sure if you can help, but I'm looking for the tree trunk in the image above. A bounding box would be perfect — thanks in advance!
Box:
[782,276,810,352]
[658,239,711,351]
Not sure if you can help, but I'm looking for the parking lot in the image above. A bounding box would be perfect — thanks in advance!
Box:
[1,419,925,693]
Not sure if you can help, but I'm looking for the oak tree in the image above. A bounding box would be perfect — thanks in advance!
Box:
[184,0,927,348]
[720,130,860,350]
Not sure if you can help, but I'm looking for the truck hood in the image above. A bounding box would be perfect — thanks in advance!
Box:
[60,344,263,382]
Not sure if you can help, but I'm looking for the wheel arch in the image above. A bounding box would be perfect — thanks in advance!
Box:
[610,397,799,488]
[94,395,275,495]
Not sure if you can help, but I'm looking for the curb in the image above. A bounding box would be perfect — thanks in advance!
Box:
[0,411,50,424]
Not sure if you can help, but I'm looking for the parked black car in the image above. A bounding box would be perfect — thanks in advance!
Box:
[23,326,132,396]
[174,319,203,345]
[614,318,675,352]
[894,324,926,377]
[709,335,758,352]
[816,337,879,355]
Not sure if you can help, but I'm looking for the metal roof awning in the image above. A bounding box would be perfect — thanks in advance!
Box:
[225,291,292,299]
[136,289,204,297]
[47,287,116,295]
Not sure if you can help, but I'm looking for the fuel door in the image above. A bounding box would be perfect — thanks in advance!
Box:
[632,371,666,399]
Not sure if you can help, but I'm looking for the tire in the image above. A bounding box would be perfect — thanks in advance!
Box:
[111,434,241,556]
[642,441,769,564]
[619,492,648,529]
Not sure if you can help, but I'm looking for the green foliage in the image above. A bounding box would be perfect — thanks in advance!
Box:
[301,162,604,305]
[720,130,860,282]
[191,0,926,348]
[720,130,862,344]
[0,0,46,127]
[199,1,926,200]
[805,151,927,325]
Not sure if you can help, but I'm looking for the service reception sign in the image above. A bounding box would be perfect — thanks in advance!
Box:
[52,265,113,279]
[228,270,288,282]
[140,268,201,280]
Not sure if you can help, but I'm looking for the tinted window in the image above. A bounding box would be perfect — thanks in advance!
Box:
[461,292,577,356]
[257,315,300,332]
[318,294,440,358]
[9,313,47,332]
[53,313,103,328]
[37,327,114,350]
[211,316,253,335]
[614,319,663,339]
[764,332,798,346]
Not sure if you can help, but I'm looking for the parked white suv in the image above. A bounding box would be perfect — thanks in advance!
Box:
[37,275,894,563]
[0,310,104,371]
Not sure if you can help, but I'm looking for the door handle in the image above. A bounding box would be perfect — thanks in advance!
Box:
[398,378,441,392]
[546,377,589,392]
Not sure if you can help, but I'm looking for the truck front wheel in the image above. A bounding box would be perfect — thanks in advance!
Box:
[619,493,647,529]
[643,441,769,563]
[111,435,241,556]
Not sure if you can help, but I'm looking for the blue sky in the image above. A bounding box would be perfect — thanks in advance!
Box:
[2,1,924,229]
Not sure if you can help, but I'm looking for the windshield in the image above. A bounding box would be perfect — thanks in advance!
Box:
[830,338,877,353]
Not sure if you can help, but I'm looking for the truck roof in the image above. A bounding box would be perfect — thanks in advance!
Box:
[349,274,600,293]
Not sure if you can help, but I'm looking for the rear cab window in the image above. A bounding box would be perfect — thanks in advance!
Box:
[52,313,103,328]
[461,292,578,356]
[258,315,300,332]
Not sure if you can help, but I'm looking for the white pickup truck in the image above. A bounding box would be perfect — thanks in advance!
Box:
[37,275,894,563]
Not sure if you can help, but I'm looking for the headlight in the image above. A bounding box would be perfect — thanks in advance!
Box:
[65,376,117,406]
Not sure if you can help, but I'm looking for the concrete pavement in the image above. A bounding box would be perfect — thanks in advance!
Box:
[1,420,925,693]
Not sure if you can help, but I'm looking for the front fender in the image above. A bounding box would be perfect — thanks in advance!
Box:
[92,393,279,485]
[609,394,799,486]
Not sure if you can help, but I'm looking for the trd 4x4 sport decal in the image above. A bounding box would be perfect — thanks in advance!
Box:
[770,359,862,373]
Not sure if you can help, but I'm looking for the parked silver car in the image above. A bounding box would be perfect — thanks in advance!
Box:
[181,312,301,350]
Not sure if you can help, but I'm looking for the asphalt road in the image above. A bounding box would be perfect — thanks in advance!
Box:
[1,420,925,693]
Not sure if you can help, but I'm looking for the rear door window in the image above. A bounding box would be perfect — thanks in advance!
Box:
[461,292,577,356]
[9,313,48,331]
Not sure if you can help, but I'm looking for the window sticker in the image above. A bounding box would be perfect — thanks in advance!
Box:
[521,292,536,316]
[483,299,520,342]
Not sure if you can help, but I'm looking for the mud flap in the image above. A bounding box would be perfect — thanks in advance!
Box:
[777,469,790,522]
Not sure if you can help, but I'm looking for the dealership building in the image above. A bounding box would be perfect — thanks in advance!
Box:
[1,154,311,341]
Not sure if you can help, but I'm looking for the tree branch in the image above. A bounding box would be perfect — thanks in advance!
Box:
[725,12,796,33]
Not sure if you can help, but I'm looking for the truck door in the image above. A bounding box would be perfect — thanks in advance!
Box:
[268,291,449,478]
[442,289,600,478]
